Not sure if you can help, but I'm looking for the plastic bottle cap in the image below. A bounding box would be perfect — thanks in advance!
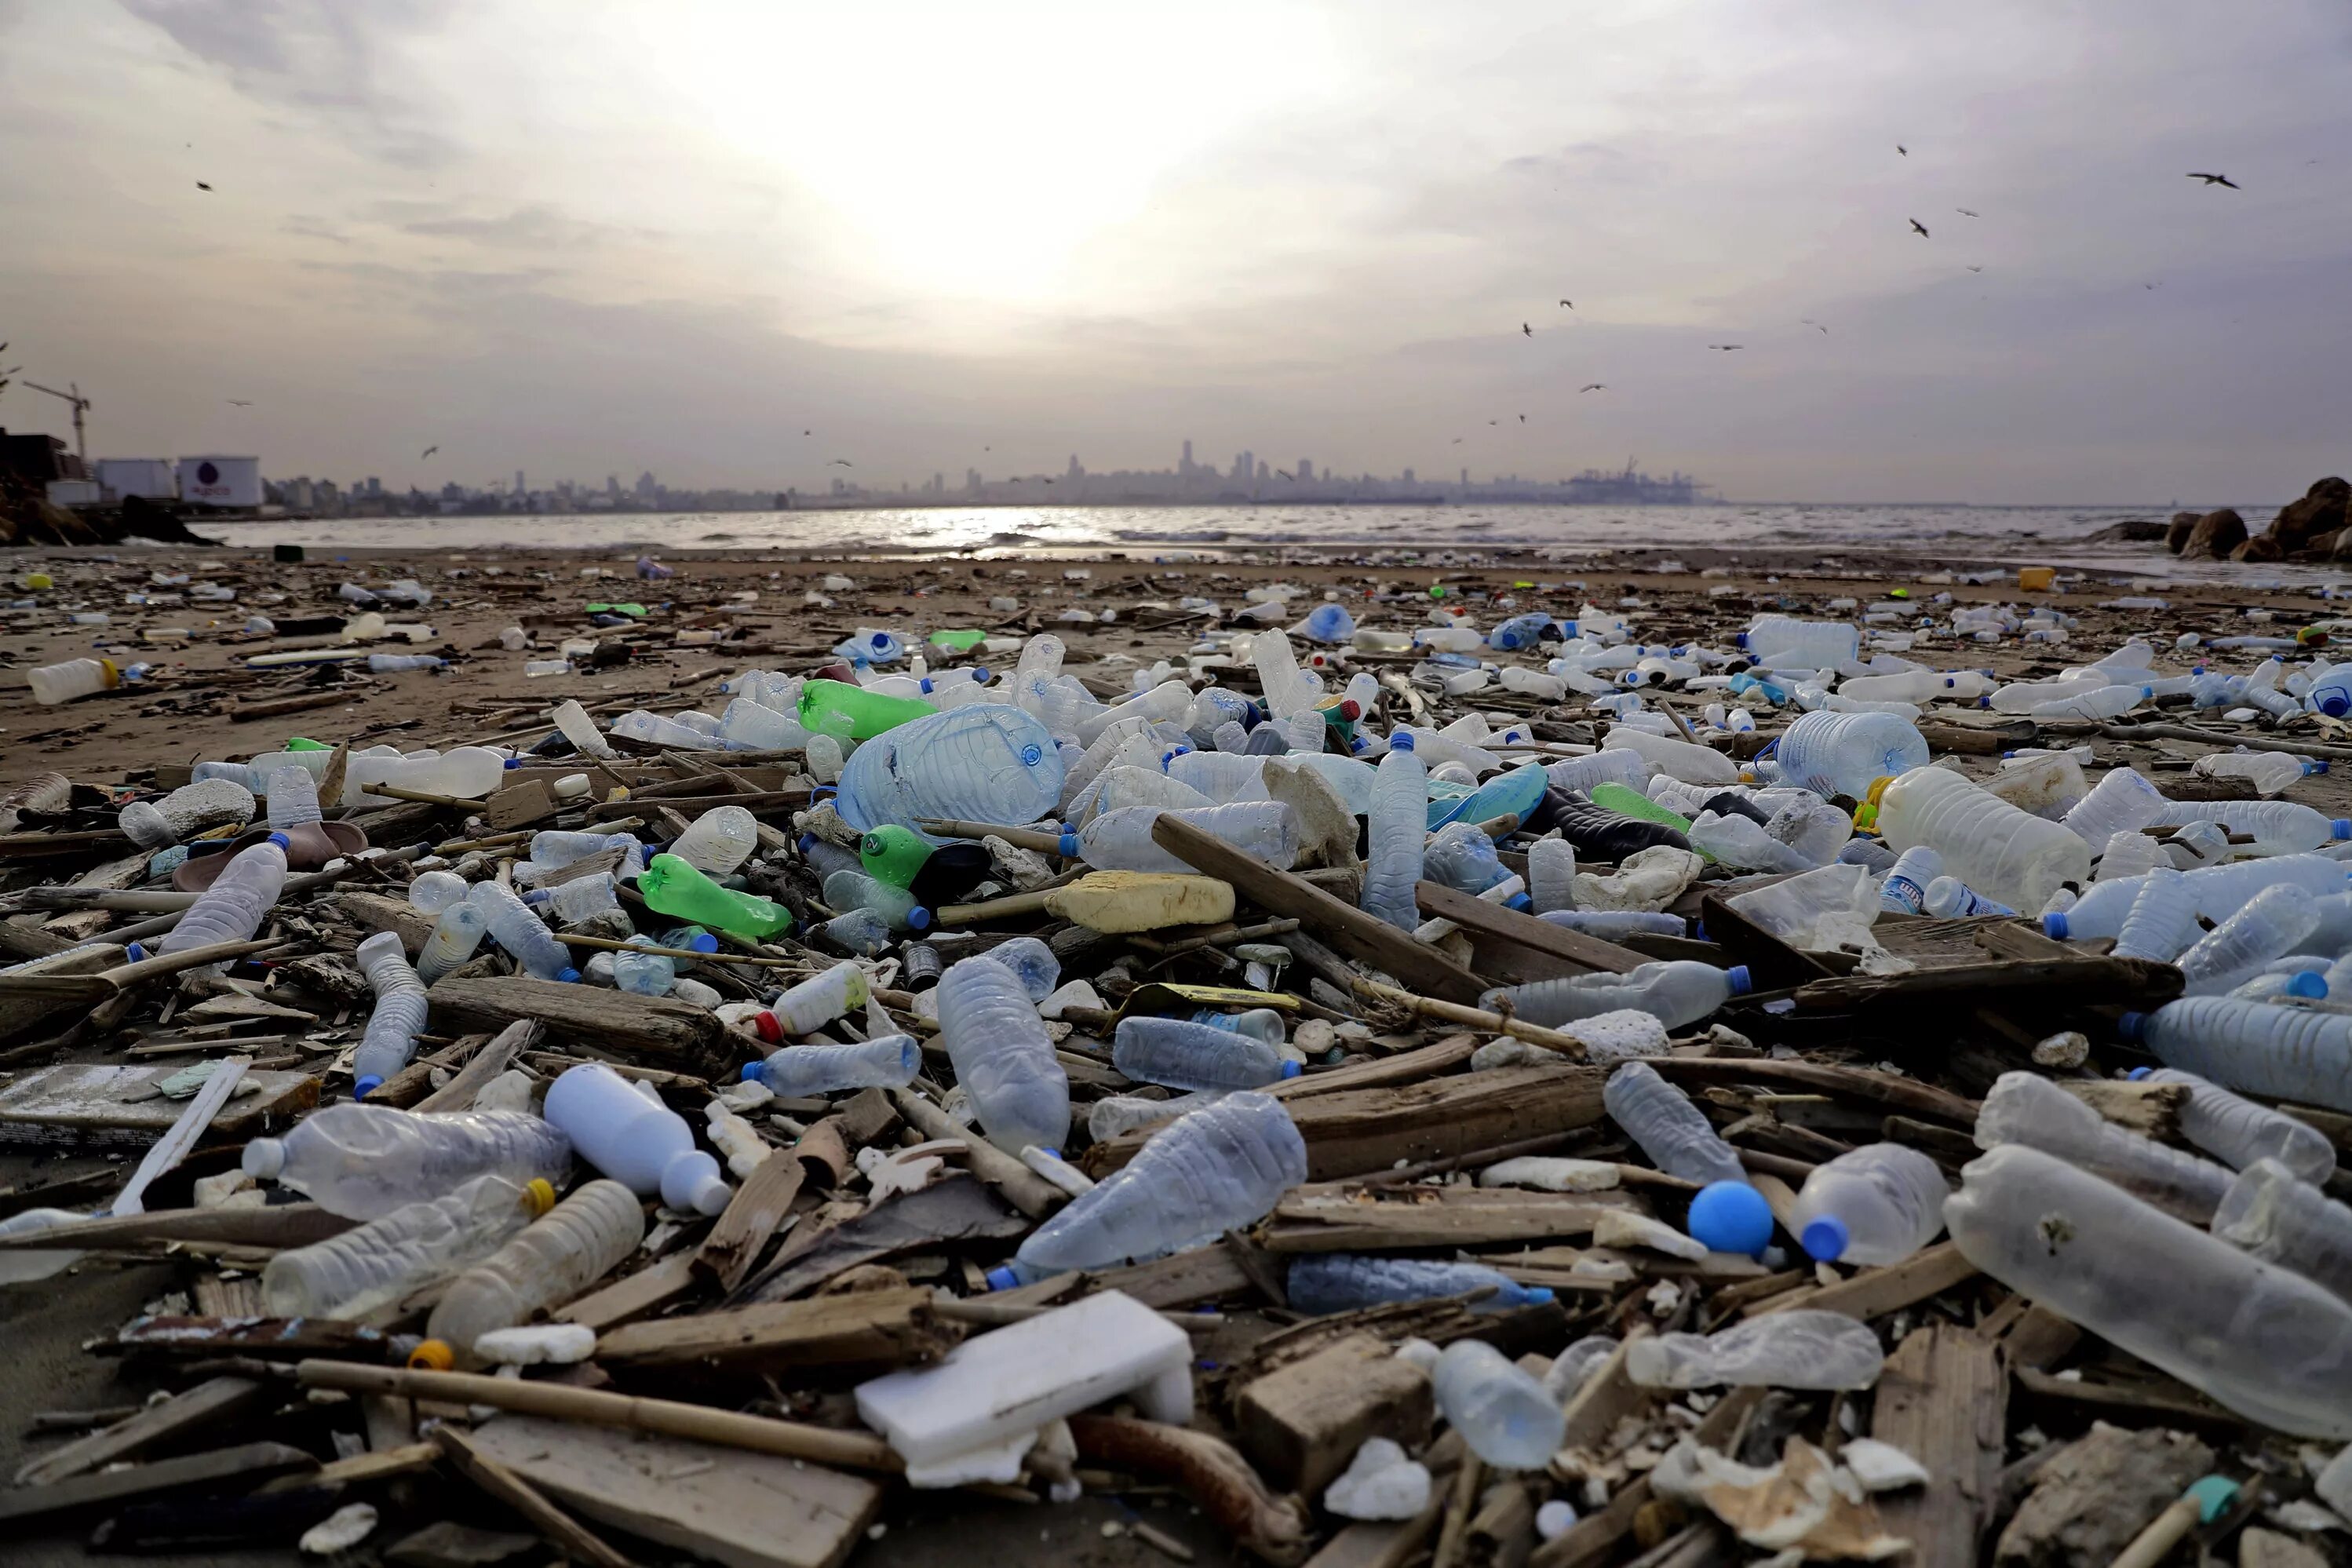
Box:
[1391,731,1415,753]
[556,967,582,984]
[125,941,148,962]
[972,667,989,682]
[407,1340,455,1371]
[1021,743,1043,765]
[983,1265,1020,1291]
[523,1178,557,1216]
[2117,1011,2149,1042]
[1801,1215,1851,1262]
[2042,912,2071,940]
[907,906,932,931]
[354,1074,383,1099]
[1723,965,1752,996]
[687,931,719,953]
[2127,1066,2153,1080]
[1687,1180,1774,1256]
[2285,971,2329,999]
[1057,830,1081,857]
[2321,695,2350,717]
[1506,892,1532,911]
[266,832,291,849]
[1279,1060,1303,1078]
[2334,819,2351,840]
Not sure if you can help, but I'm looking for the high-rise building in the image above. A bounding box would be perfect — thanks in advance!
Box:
[1297,459,1314,482]
[514,469,526,495]
[365,476,382,497]
[1067,454,1084,480]
[966,468,983,494]
[1180,439,1194,477]
[1402,468,1416,485]
[1459,467,1469,487]
[1255,459,1269,481]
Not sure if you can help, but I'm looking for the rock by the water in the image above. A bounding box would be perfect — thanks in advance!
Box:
[2269,476,2349,552]
[2084,520,2168,544]
[2233,534,2283,563]
[2183,507,2246,559]
[2165,512,2202,553]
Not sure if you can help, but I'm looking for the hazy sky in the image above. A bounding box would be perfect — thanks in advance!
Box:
[2,0,2347,504]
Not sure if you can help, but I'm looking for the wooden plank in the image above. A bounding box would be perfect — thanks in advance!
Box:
[1150,814,1489,1004]
[693,1138,811,1293]
[596,1287,952,1375]
[1647,1057,1981,1127]
[431,1425,640,1568]
[1413,881,1646,975]
[554,1253,699,1332]
[257,1441,439,1493]
[0,1205,352,1255]
[1792,956,2182,1014]
[1267,1034,1481,1100]
[1234,1333,1435,1496]
[0,1442,315,1522]
[13,1376,265,1487]
[1746,1241,1978,1321]
[1264,1183,1642,1253]
[0,1063,318,1147]
[986,1242,1253,1311]
[1870,1325,2004,1568]
[109,1315,405,1362]
[468,1414,883,1568]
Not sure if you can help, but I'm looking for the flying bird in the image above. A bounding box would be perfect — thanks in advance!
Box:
[1558,300,1573,309]
[1276,469,1294,481]
[1708,344,1743,352]
[1579,383,1606,393]
[2186,172,2240,188]
[195,181,212,191]
[829,458,853,467]
[1522,323,1533,337]
[1965,264,1983,273]
[1518,414,1526,422]
[1487,419,1498,426]
[1451,437,1464,444]
[1956,208,1980,217]
[1909,218,1929,237]
[226,399,253,407]
[801,428,810,435]
[419,445,438,459]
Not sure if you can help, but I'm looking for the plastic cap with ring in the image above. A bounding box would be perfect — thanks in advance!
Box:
[1687,1180,1773,1256]
[1391,731,1416,753]
[407,1339,455,1372]
[906,906,933,931]
[1801,1215,1851,1262]
[355,1074,384,1099]
[752,1009,783,1045]
[266,831,291,849]
[1057,830,1082,858]
[1724,965,1752,997]
[983,1265,1021,1292]
[2042,911,2072,940]
[1280,1060,1303,1079]
[521,1177,557,1217]
[2285,970,2329,999]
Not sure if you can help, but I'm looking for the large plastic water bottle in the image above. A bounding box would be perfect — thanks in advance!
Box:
[1738,616,1859,667]
[242,1105,573,1220]
[262,1173,555,1318]
[1528,838,1577,913]
[822,869,932,932]
[425,1179,644,1363]
[669,806,760,874]
[2177,884,2321,995]
[990,1092,1305,1285]
[1112,1015,1299,1092]
[352,931,429,1098]
[1874,767,2091,912]
[542,1062,730,1215]
[2166,800,2352,855]
[2048,855,2350,942]
[158,833,289,959]
[469,880,580,982]
[834,704,1065,843]
[1434,1340,1566,1468]
[1879,844,1942,913]
[1948,1143,2352,1438]
[745,1035,921,1096]
[1603,1061,1748,1186]
[1286,1255,1553,1315]
[2211,1158,2352,1306]
[1786,1143,1949,1264]
[2110,867,2199,961]
[1487,961,1751,1032]
[936,955,1069,1155]
[1974,1070,2232,1220]
[417,900,489,984]
[1839,669,1995,704]
[2135,1068,2339,1182]
[2063,767,2171,846]
[756,961,871,1040]
[1061,802,1300,874]
[1361,733,1426,931]
[2122,997,2352,1113]
[2306,665,2352,718]
[1627,1311,1886,1391]
[1772,711,1929,799]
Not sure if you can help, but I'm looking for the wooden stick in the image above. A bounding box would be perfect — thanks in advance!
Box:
[919,819,1066,853]
[431,1426,640,1568]
[935,888,1058,924]
[1349,976,1592,1059]
[888,1088,1068,1220]
[552,932,807,968]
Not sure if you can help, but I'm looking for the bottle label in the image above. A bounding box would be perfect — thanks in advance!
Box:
[1882,873,1929,913]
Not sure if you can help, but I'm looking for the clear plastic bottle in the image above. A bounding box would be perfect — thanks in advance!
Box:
[755,961,870,1040]
[2164,800,2352,855]
[416,900,489,985]
[528,830,647,877]
[937,955,1070,1155]
[821,868,931,932]
[2178,884,2322,995]
[2135,1068,2339,1181]
[611,709,725,750]
[833,704,1064,842]
[157,833,288,959]
[1113,1015,1300,1092]
[1087,1088,1228,1141]
[669,805,760,874]
[2063,767,2171,847]
[1601,727,1738,786]
[352,930,429,1098]
[611,935,676,996]
[408,870,471,914]
[541,1062,729,1215]
[343,746,507,806]
[1423,821,1516,898]
[2048,854,2350,943]
[1528,837,1577,913]
[2210,1158,2352,1306]
[469,880,580,982]
[425,1179,645,1363]
[2122,997,2352,1113]
[1626,1310,1886,1390]
[744,1034,921,1096]
[1974,1070,2232,1220]
[542,873,621,926]
[1062,801,1300,874]
[1434,1340,1566,1469]
[1191,1008,1289,1045]
[1787,1143,1949,1264]
[1879,844,1942,913]
[1948,1143,2352,1438]
[2111,867,2198,961]
[990,1091,1305,1285]
[819,908,891,955]
[1920,875,2017,918]
[551,698,617,760]
[1773,711,1930,799]
[1875,766,2091,912]
[1541,750,1652,797]
[1689,811,1814,873]
[1538,910,1686,940]
[1839,669,1994,704]
[1488,961,1751,1032]
[0,1209,92,1285]
[1359,733,1426,932]
[1603,1060,1748,1185]
[979,935,1059,1002]
[262,1173,555,1318]
[1287,1255,1553,1315]
[2195,751,2328,797]
[1738,616,1859,667]
[242,1105,573,1220]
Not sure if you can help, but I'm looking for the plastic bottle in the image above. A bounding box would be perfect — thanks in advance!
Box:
[1626,1310,1887,1391]
[425,1179,645,1363]
[242,1105,573,1220]
[610,935,675,996]
[1538,910,1687,940]
[1689,811,1814,873]
[551,698,618,759]
[1879,844,1942,913]
[1360,733,1426,932]
[936,955,1070,1155]
[753,961,870,1041]
[1543,750,1651,797]
[833,704,1065,844]
[2063,767,2171,846]
[1286,1255,1553,1315]
[1949,1143,2352,1437]
[795,678,930,740]
[408,870,470,913]
[1190,1008,1289,1044]
[2135,1068,2339,1182]
[668,805,760,875]
[262,1173,555,1318]
[1062,802,1300,874]
[1787,1143,1949,1264]
[0,1209,94,1285]
[1602,1060,1748,1185]
[2121,997,2352,1113]
[858,824,934,888]
[2306,665,2352,719]
[990,1092,1305,1285]
[1920,875,2017,918]
[1873,767,2091,912]
[1489,961,1751,1032]
[157,833,288,960]
[2194,752,2327,797]
[822,868,931,932]
[528,830,646,877]
[1602,727,1737,786]
[27,656,120,705]
[2048,854,2351,943]
[1528,838,1577,913]
[639,853,794,941]
[1738,617,1859,667]
[343,746,507,807]
[542,873,621,927]
[611,709,724,751]
[1434,1340,1566,1469]
[983,935,1060,1001]
[2106,866,2197,963]
[542,1063,729,1215]
[468,880,581,982]
[1774,711,1930,800]
[352,930,429,1098]
[415,899,489,985]
[2210,1158,2352,1306]
[2164,800,2352,855]
[1839,669,1993,704]
[1974,1070,2232,1220]
[1113,1015,1300,1092]
[744,1034,921,1096]
[2177,884,2322,995]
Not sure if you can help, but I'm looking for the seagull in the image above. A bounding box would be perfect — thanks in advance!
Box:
[1897,144,1907,156]
[1518,414,1527,422]
[829,458,853,467]
[1956,208,1980,217]
[226,399,253,407]
[1909,218,1929,237]
[1522,323,1533,337]
[1965,264,1983,273]
[1580,383,1606,393]
[2186,172,2241,188]
[1708,344,1743,352]
[419,445,438,459]
[195,181,213,191]
[1558,300,1573,309]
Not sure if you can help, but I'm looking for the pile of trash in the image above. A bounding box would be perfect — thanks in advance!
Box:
[5,560,2352,1568]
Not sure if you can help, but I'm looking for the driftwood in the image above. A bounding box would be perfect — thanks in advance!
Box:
[595,1285,956,1376]
[427,974,731,1076]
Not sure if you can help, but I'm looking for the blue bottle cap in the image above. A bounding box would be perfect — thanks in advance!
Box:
[1723,965,1752,996]
[2334,819,2351,841]
[2312,760,2332,775]
[504,756,522,768]
[2285,970,2328,999]
[971,666,989,683]
[355,1074,383,1099]
[741,1061,764,1082]
[556,967,582,984]
[1801,1215,1850,1262]
[1687,1180,1774,1255]
[906,906,932,931]
[125,941,148,961]
[687,931,719,954]
[1391,731,1415,753]
[2127,1066,2153,1080]
[2320,693,2350,717]
[1279,1060,1303,1078]
[266,832,291,849]
[918,678,935,695]
[2117,1010,2148,1042]
[2042,911,2070,940]
[984,1265,1020,1292]
[1058,830,1081,857]
[1506,892,1532,911]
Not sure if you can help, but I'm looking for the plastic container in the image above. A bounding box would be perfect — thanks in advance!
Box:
[2135,1068,2339,1182]
[610,936,675,996]
[1063,802,1300,874]
[261,1173,555,1318]
[1626,1310,1886,1390]
[1360,733,1426,931]
[242,1104,573,1220]
[821,868,931,932]
[2177,883,2321,994]
[2210,1158,2352,1307]
[2112,867,2199,962]
[2063,766,2171,847]
[983,936,1061,1002]
[1434,1340,1565,1469]
[352,930,428,1098]
[2121,997,2352,1114]
[1112,1015,1300,1092]
[937,955,1069,1155]
[2164,800,2352,855]
[2194,751,2327,797]
[1602,1060,1748,1186]
[2306,665,2352,719]
[1873,766,2091,912]
[668,805,760,875]
[1602,727,1737,786]
[1738,616,1859,667]
[1974,1070,2232,1220]
[1787,1143,1949,1264]
[416,900,489,985]
[1948,1143,2352,1438]
[1773,711,1930,799]
[1920,875,2016,918]
[543,873,622,927]
[343,746,506,806]
[157,833,288,960]
[640,853,794,941]
[551,698,617,759]
[27,656,119,705]
[754,962,872,1041]
[834,703,1065,844]
[990,1092,1306,1285]
[2048,855,2350,943]
[1488,961,1750,1032]
[1879,844,1943,913]
[745,1034,921,1096]
[425,1179,645,1363]
[1285,1255,1553,1315]
[1527,838,1577,913]
[1537,910,1686,940]
[528,830,646,877]
[858,824,934,888]
[542,1063,728,1215]
[468,879,580,982]
[1689,811,1813,873]
[408,870,471,914]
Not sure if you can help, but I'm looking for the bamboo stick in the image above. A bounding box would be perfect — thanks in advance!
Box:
[1349,975,1591,1061]
[918,819,1066,853]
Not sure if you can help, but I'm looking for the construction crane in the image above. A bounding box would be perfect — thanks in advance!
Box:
[24,381,89,466]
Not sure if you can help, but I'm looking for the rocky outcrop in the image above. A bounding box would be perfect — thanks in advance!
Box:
[2269,476,2349,553]
[2165,512,2202,553]
[2233,534,2283,563]
[2085,520,2169,543]
[2181,507,2246,558]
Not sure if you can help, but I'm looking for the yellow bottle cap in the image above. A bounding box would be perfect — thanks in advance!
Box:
[407,1339,455,1371]
[523,1178,557,1217]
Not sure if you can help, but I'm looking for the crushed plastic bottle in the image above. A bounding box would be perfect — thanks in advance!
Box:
[2132,1067,2339,1181]
[1527,837,1577,913]
[745,1034,921,1096]
[242,1105,572,1220]
[1487,961,1750,1032]
[1626,1310,1885,1391]
[1286,1255,1554,1315]
[352,930,428,1098]
[1603,1060,1749,1186]
[262,1173,555,1318]
[2112,867,2199,962]
[1973,1070,2232,1220]
[542,1063,730,1216]
[1772,710,1929,799]
[936,955,1070,1155]
[1435,1339,1566,1469]
[425,1178,645,1364]
[668,805,760,875]
[1787,1143,1949,1264]
[2210,1158,2352,1306]
[834,703,1065,844]
[1061,801,1300,874]
[468,878,581,982]
[2178,883,2324,995]
[1112,1015,1300,1092]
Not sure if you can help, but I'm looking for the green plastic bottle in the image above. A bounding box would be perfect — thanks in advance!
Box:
[859,825,934,889]
[636,853,794,941]
[585,601,648,618]
[797,678,933,741]
[285,737,331,751]
[1589,782,1712,862]
[928,629,987,652]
